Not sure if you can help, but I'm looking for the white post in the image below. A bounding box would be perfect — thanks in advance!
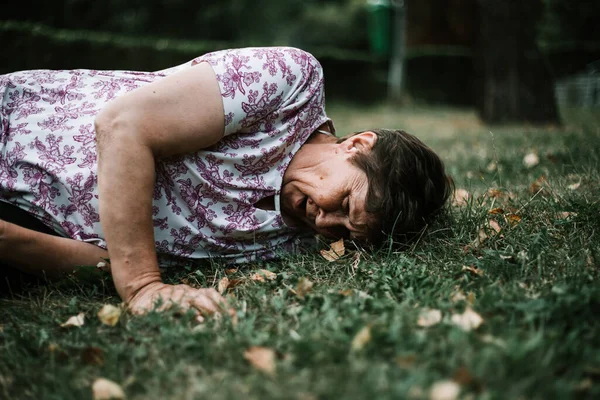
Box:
[388,0,406,102]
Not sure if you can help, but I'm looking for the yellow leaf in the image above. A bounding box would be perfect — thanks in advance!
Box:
[244,346,276,375]
[320,238,345,261]
[417,308,442,327]
[486,188,504,198]
[467,292,476,305]
[461,265,484,277]
[506,214,521,226]
[92,378,125,400]
[60,312,85,328]
[429,380,460,400]
[295,277,314,298]
[451,188,470,207]
[450,307,484,331]
[351,325,372,351]
[250,269,277,282]
[97,305,121,327]
[529,176,547,194]
[217,276,230,295]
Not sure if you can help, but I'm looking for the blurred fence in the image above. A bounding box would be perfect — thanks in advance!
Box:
[3,19,597,107]
[555,62,600,109]
[0,20,474,105]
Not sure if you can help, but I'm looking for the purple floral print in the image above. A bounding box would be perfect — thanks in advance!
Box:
[0,47,330,264]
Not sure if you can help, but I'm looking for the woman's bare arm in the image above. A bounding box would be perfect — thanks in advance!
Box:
[95,62,228,315]
[0,219,108,278]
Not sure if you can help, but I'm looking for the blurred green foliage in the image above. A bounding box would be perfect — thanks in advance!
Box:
[540,0,600,49]
[2,0,599,104]
[3,0,370,50]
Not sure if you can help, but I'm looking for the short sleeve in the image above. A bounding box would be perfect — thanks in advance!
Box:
[194,47,325,137]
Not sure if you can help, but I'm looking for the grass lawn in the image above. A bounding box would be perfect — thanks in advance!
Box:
[1,104,599,399]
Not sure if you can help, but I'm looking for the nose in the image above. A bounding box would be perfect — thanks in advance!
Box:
[314,209,345,231]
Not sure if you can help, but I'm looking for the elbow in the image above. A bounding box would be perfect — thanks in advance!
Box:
[94,102,136,153]
[94,104,119,150]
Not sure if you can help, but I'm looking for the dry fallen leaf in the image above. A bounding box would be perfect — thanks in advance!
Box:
[244,346,276,375]
[529,176,547,194]
[295,277,314,298]
[217,276,230,295]
[480,334,507,349]
[417,308,442,327]
[523,152,540,168]
[488,219,501,234]
[82,346,105,366]
[395,354,417,369]
[568,181,581,191]
[452,366,475,386]
[451,307,484,331]
[61,312,85,328]
[488,207,504,215]
[467,292,476,305]
[557,211,576,219]
[477,228,488,245]
[452,189,470,207]
[96,261,110,272]
[450,291,466,303]
[506,214,521,227]
[430,380,460,400]
[250,269,277,282]
[320,238,345,261]
[462,265,484,277]
[351,325,372,351]
[92,378,125,400]
[225,268,238,275]
[486,188,504,199]
[97,305,121,327]
[350,251,361,275]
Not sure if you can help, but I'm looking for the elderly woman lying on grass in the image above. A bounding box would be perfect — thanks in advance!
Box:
[0,47,451,317]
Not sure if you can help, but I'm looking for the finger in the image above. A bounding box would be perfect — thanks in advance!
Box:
[200,288,237,319]
[199,288,230,309]
[189,292,221,315]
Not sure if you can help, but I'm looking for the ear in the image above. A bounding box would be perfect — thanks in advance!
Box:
[341,131,377,155]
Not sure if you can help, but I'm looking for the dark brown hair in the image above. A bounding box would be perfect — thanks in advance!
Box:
[341,129,452,245]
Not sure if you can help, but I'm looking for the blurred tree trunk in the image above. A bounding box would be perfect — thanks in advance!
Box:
[476,0,559,124]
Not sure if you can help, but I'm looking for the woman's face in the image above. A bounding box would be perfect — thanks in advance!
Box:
[280,132,377,240]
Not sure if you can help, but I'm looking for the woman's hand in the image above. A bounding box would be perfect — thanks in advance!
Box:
[127,281,231,321]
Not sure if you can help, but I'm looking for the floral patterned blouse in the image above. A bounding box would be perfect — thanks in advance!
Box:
[0,47,331,264]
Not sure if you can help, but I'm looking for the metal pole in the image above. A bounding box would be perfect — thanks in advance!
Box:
[388,0,406,102]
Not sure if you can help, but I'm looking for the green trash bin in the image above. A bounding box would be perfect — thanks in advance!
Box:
[366,0,392,58]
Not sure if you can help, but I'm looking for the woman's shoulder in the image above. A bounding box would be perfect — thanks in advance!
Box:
[195,47,323,76]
